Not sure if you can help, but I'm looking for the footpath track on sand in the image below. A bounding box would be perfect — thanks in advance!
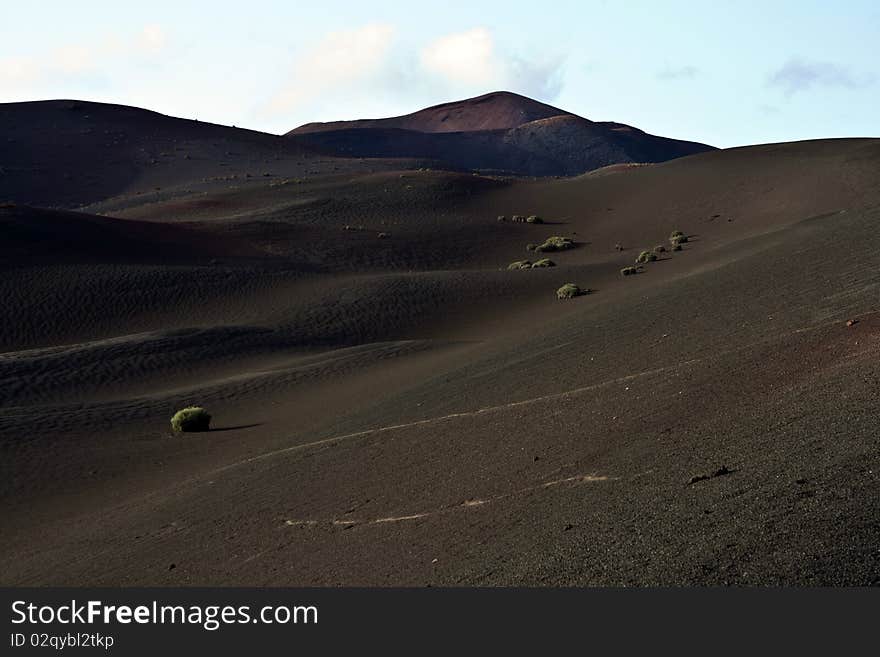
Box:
[204,307,879,481]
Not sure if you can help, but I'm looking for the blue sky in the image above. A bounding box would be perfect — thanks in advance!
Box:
[2,0,878,147]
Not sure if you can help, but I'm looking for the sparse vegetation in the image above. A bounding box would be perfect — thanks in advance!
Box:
[536,236,574,252]
[669,231,689,246]
[636,250,658,264]
[170,406,211,433]
[621,266,638,276]
[503,214,545,224]
[531,258,555,268]
[556,283,585,299]
[508,260,532,270]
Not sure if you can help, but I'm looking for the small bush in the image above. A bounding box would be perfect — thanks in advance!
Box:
[654,244,666,253]
[508,260,532,270]
[526,243,537,251]
[531,258,555,268]
[670,230,684,239]
[556,283,584,299]
[672,243,683,251]
[536,236,574,253]
[526,215,544,224]
[621,266,638,276]
[671,235,689,246]
[636,250,658,264]
[171,406,211,433]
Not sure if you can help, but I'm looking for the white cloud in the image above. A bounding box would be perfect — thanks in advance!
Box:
[420,28,499,88]
[0,25,169,100]
[138,25,167,53]
[0,56,40,84]
[419,28,564,100]
[52,45,94,74]
[263,24,566,129]
[267,23,396,113]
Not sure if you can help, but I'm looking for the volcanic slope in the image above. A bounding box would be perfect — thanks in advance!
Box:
[0,99,410,209]
[1,138,879,585]
[286,91,716,176]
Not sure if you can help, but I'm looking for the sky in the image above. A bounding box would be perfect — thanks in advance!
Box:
[1,0,878,147]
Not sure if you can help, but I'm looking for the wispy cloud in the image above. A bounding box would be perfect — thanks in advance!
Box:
[263,24,566,125]
[657,65,699,80]
[266,23,397,114]
[767,57,874,97]
[0,25,169,93]
[419,27,565,100]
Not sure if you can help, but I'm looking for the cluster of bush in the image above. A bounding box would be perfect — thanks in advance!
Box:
[621,230,689,276]
[669,230,688,250]
[498,214,544,224]
[528,236,574,253]
[508,258,556,270]
[497,214,587,297]
[629,231,688,267]
[556,283,589,299]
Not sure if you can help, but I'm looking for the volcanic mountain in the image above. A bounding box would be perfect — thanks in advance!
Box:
[286,91,716,176]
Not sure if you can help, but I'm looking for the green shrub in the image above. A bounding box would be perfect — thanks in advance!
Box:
[621,266,638,276]
[636,250,657,264]
[531,258,555,268]
[670,230,684,239]
[171,406,211,432]
[556,283,585,299]
[508,260,532,270]
[526,215,544,224]
[536,236,574,252]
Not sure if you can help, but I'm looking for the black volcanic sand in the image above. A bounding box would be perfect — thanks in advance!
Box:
[1,102,879,586]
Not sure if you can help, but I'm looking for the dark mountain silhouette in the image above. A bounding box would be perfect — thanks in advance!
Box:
[286,91,715,176]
